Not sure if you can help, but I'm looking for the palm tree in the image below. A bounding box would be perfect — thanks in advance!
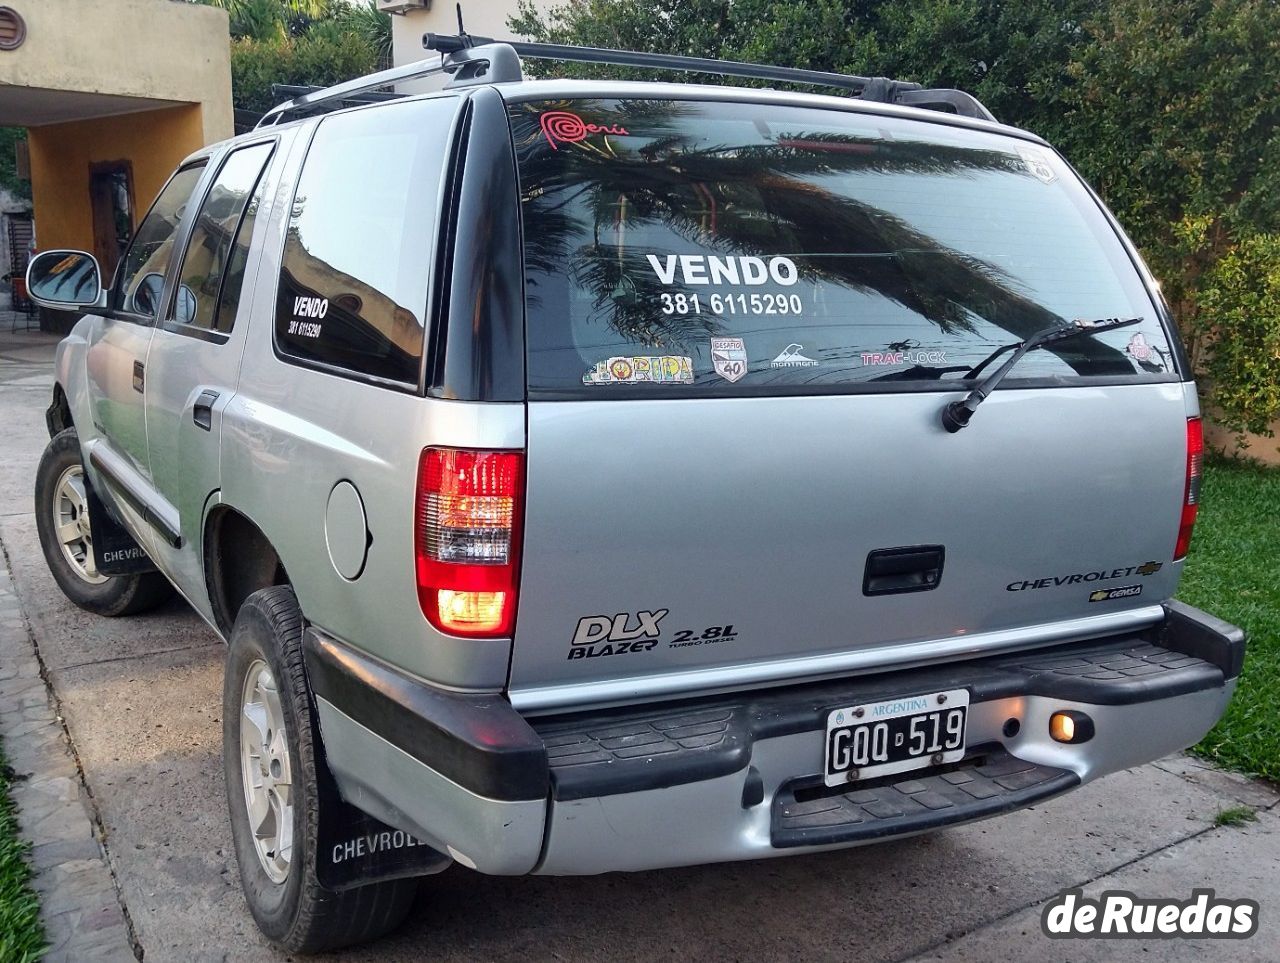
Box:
[196,0,336,41]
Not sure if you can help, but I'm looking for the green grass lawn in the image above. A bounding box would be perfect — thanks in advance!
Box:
[0,744,44,963]
[1181,457,1280,783]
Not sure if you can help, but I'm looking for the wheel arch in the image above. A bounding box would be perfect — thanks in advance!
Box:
[47,383,72,438]
[203,504,291,638]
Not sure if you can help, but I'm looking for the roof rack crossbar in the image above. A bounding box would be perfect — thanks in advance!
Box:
[255,55,449,128]
[255,33,996,128]
[426,34,995,121]
[428,33,895,96]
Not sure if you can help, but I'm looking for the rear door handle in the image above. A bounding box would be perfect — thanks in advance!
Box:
[193,389,219,432]
[132,361,144,393]
[863,545,945,596]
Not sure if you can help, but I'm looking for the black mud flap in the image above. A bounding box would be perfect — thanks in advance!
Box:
[84,474,159,576]
[314,754,451,890]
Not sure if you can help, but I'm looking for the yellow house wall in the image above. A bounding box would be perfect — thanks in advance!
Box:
[27,104,205,253]
[0,0,233,144]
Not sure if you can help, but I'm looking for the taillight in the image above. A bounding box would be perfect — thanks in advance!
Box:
[415,447,523,637]
[1174,417,1203,560]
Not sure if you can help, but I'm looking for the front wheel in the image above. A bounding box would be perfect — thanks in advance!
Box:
[223,587,417,954]
[34,428,173,617]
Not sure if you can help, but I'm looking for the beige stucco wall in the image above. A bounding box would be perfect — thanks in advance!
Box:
[0,0,232,144]
[391,0,531,90]
[1205,417,1280,466]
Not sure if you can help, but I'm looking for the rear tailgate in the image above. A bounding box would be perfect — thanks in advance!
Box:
[502,93,1190,710]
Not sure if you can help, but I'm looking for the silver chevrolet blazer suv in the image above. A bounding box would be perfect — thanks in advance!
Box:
[25,32,1246,954]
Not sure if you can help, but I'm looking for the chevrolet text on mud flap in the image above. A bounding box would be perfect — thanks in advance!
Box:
[26,29,1244,955]
[331,830,431,865]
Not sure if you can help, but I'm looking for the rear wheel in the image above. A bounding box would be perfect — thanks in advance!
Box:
[224,586,417,954]
[34,428,173,616]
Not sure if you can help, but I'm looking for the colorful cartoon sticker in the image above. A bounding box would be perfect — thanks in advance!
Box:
[583,356,694,386]
[710,337,748,383]
[1126,333,1153,363]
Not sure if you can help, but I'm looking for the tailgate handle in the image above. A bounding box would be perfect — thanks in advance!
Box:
[863,545,945,596]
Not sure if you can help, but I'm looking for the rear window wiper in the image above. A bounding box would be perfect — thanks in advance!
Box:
[941,316,1143,433]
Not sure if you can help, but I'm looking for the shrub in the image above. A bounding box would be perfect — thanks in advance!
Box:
[230,31,381,115]
[1195,233,1280,436]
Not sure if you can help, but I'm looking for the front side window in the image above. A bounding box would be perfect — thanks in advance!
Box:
[172,142,274,335]
[116,164,206,319]
[508,99,1174,396]
[275,98,458,384]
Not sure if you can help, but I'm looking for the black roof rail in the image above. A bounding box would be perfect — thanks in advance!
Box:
[256,56,446,128]
[256,34,995,129]
[426,33,996,122]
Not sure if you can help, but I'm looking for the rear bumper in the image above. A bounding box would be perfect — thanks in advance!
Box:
[307,601,1244,875]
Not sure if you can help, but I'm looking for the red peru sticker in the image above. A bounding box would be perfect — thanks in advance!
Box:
[539,111,629,150]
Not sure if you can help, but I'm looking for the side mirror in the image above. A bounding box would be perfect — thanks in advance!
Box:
[26,250,108,311]
[132,273,165,317]
[174,283,197,325]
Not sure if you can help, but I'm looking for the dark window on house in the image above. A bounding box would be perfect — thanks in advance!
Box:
[116,164,206,320]
[275,98,457,384]
[173,143,274,334]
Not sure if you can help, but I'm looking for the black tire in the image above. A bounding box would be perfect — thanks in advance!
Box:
[223,586,417,954]
[34,428,174,617]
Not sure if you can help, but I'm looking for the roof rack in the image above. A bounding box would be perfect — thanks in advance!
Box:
[256,33,995,129]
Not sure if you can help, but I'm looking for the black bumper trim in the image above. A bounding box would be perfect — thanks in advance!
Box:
[1157,600,1246,680]
[304,631,549,802]
[771,747,1079,847]
[533,604,1242,802]
[308,602,1241,807]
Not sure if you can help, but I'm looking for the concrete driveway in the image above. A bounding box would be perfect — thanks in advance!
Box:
[1,330,1277,962]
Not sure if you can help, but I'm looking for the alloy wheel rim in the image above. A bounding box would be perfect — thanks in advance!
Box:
[239,660,294,884]
[52,465,107,585]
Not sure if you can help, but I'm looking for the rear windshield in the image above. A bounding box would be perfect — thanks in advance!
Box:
[507,98,1175,396]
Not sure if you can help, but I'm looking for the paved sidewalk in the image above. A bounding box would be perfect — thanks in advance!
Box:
[0,557,135,961]
[0,327,1277,962]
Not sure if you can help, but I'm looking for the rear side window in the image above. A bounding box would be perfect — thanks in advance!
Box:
[116,164,206,319]
[508,99,1174,396]
[173,142,274,334]
[275,98,457,385]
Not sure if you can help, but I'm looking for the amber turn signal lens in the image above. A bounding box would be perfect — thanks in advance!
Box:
[1049,710,1095,744]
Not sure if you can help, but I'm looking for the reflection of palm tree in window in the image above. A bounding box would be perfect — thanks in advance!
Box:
[513,101,1129,374]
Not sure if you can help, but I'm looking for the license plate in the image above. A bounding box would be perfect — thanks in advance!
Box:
[824,688,969,786]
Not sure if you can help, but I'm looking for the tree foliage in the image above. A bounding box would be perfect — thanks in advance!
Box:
[512,0,1280,437]
[192,0,392,114]
[0,128,30,202]
[229,31,382,115]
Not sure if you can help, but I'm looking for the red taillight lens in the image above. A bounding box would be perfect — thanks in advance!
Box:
[1174,417,1203,560]
[416,447,523,637]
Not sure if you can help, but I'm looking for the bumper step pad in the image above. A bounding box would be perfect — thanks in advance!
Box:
[771,749,1078,848]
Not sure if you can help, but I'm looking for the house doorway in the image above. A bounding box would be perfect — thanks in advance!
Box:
[88,161,134,280]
